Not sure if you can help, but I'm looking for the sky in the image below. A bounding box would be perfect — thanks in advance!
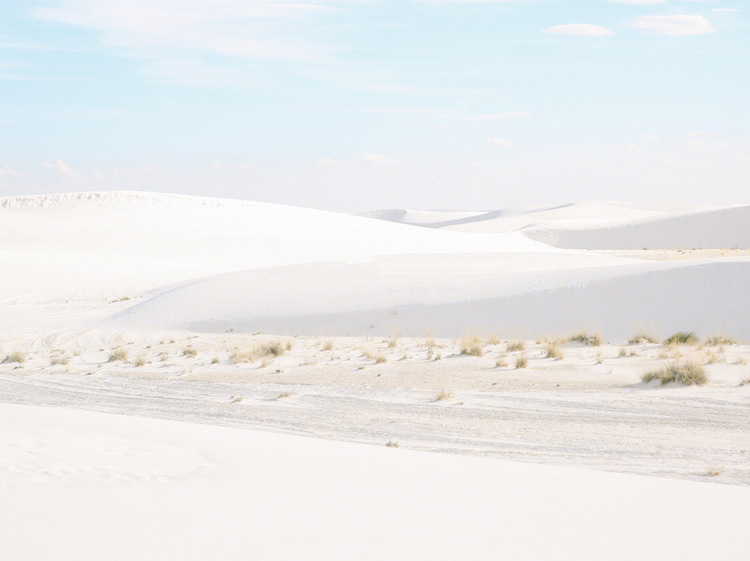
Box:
[1,0,748,211]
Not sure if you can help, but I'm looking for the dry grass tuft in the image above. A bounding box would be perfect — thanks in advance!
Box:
[108,348,128,362]
[641,361,707,386]
[544,343,563,360]
[486,333,501,345]
[706,466,722,477]
[433,390,454,402]
[133,356,148,367]
[386,441,399,448]
[231,341,286,364]
[704,334,737,346]
[506,340,526,352]
[322,339,334,351]
[515,356,528,369]
[460,335,484,357]
[495,358,508,368]
[568,332,602,346]
[628,333,659,345]
[362,349,386,364]
[664,331,699,346]
[4,351,27,364]
[183,347,197,358]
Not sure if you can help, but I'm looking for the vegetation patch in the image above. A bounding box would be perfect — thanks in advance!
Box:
[641,361,707,386]
[568,332,601,346]
[664,331,698,346]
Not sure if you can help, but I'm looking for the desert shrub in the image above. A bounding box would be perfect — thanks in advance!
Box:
[544,343,563,360]
[108,348,128,362]
[322,339,334,351]
[568,332,602,346]
[506,341,525,352]
[628,333,659,345]
[133,356,148,367]
[362,349,386,364]
[641,361,707,386]
[183,347,197,358]
[704,334,737,346]
[515,356,528,369]
[495,358,508,368]
[664,331,698,346]
[211,357,220,364]
[460,335,484,357]
[386,441,399,448]
[433,390,454,402]
[4,351,27,364]
[486,333,501,345]
[231,341,286,363]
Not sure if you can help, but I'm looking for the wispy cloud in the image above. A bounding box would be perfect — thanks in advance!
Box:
[543,24,613,37]
[627,15,716,36]
[486,137,516,148]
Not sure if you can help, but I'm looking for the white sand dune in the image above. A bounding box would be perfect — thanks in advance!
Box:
[363,201,750,249]
[2,403,749,561]
[109,255,750,340]
[3,191,749,340]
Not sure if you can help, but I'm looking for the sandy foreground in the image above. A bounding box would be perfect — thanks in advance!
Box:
[2,192,750,559]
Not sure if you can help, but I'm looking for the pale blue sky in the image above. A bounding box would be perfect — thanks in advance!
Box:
[1,1,748,210]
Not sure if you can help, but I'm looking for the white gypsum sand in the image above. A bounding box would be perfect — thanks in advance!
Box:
[1,192,750,559]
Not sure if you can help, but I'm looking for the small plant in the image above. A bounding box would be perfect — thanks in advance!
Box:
[277,392,290,399]
[495,358,508,368]
[641,361,707,386]
[385,441,399,448]
[183,347,197,358]
[515,356,528,369]
[322,339,334,351]
[231,341,286,363]
[486,333,501,345]
[387,336,399,348]
[507,341,525,352]
[544,343,563,360]
[706,466,721,477]
[158,351,169,362]
[704,335,737,346]
[4,351,27,364]
[664,331,698,346]
[362,349,386,364]
[628,333,658,345]
[460,335,484,357]
[738,378,750,387]
[133,356,148,367]
[433,390,454,402]
[618,347,628,358]
[211,356,220,364]
[108,348,128,362]
[568,332,602,346]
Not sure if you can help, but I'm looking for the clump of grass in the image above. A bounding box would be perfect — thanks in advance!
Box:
[4,351,27,364]
[568,332,602,346]
[486,333,501,345]
[706,466,721,477]
[183,347,197,358]
[544,343,563,360]
[515,356,528,369]
[211,356,220,364]
[321,339,334,351]
[362,349,386,364]
[664,331,699,346]
[628,333,658,345]
[495,358,508,368]
[133,356,148,367]
[460,335,484,357]
[385,441,399,448]
[618,347,628,358]
[433,390,454,402]
[704,334,737,346]
[108,348,128,362]
[231,341,286,364]
[641,361,707,386]
[50,351,70,366]
[387,336,400,348]
[277,392,290,399]
[506,340,525,352]
[158,351,169,362]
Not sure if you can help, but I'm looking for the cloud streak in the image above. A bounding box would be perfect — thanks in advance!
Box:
[543,24,613,37]
[627,15,716,36]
